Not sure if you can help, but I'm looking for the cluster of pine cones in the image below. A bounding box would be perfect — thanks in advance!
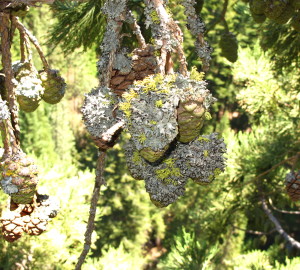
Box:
[246,0,300,29]
[82,46,227,208]
[0,61,66,112]
[0,194,59,242]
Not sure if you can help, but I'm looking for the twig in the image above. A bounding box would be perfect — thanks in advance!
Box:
[13,16,50,71]
[181,0,212,71]
[127,10,146,48]
[261,198,300,249]
[0,12,20,151]
[75,151,106,270]
[269,198,300,215]
[231,224,276,236]
[0,0,55,10]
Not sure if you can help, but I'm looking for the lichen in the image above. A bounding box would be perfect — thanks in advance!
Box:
[81,87,119,139]
[0,100,10,120]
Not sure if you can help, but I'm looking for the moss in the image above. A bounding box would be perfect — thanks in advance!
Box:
[190,66,205,81]
[150,120,158,125]
[122,89,139,101]
[154,50,161,57]
[203,150,209,157]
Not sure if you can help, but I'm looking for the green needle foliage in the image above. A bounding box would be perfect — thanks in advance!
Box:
[49,0,106,53]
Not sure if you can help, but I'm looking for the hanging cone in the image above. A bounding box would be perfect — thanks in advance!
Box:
[110,45,158,96]
[13,61,44,113]
[0,208,24,242]
[0,151,39,204]
[177,97,206,143]
[285,170,300,201]
[219,32,238,63]
[119,74,179,163]
[39,69,66,104]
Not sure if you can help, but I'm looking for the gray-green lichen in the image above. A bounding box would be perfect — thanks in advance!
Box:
[97,0,128,79]
[81,87,119,139]
[143,0,178,52]
[12,61,44,112]
[181,0,213,67]
[124,139,187,207]
[114,50,132,75]
[0,100,10,120]
[120,74,179,153]
[120,72,215,156]
[176,133,226,184]
[1,176,19,195]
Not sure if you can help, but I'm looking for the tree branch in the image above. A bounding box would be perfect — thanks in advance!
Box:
[127,10,146,48]
[231,224,276,236]
[269,198,300,215]
[0,12,20,152]
[75,151,106,270]
[13,16,50,71]
[261,198,300,249]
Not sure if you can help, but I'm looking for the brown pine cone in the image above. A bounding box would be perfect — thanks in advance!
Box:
[0,209,24,242]
[286,170,300,201]
[23,210,49,236]
[110,45,158,96]
[0,151,39,204]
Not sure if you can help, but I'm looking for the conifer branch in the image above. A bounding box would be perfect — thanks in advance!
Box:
[75,151,106,270]
[127,10,146,48]
[0,12,20,152]
[261,198,300,250]
[13,16,50,70]
[268,198,300,215]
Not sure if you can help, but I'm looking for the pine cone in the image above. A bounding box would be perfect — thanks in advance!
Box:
[219,32,238,63]
[23,210,49,236]
[13,61,44,113]
[285,170,300,201]
[0,151,39,204]
[81,87,122,150]
[39,69,66,104]
[110,45,158,96]
[0,209,24,242]
[177,98,206,143]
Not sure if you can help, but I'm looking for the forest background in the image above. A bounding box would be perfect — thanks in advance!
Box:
[0,0,300,269]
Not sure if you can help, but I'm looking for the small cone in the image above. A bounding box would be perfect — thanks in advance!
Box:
[0,151,39,204]
[219,32,238,63]
[177,98,206,143]
[110,45,158,96]
[39,69,66,104]
[286,170,300,201]
[0,209,24,242]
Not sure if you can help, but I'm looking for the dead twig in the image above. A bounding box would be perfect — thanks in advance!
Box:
[261,198,300,249]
